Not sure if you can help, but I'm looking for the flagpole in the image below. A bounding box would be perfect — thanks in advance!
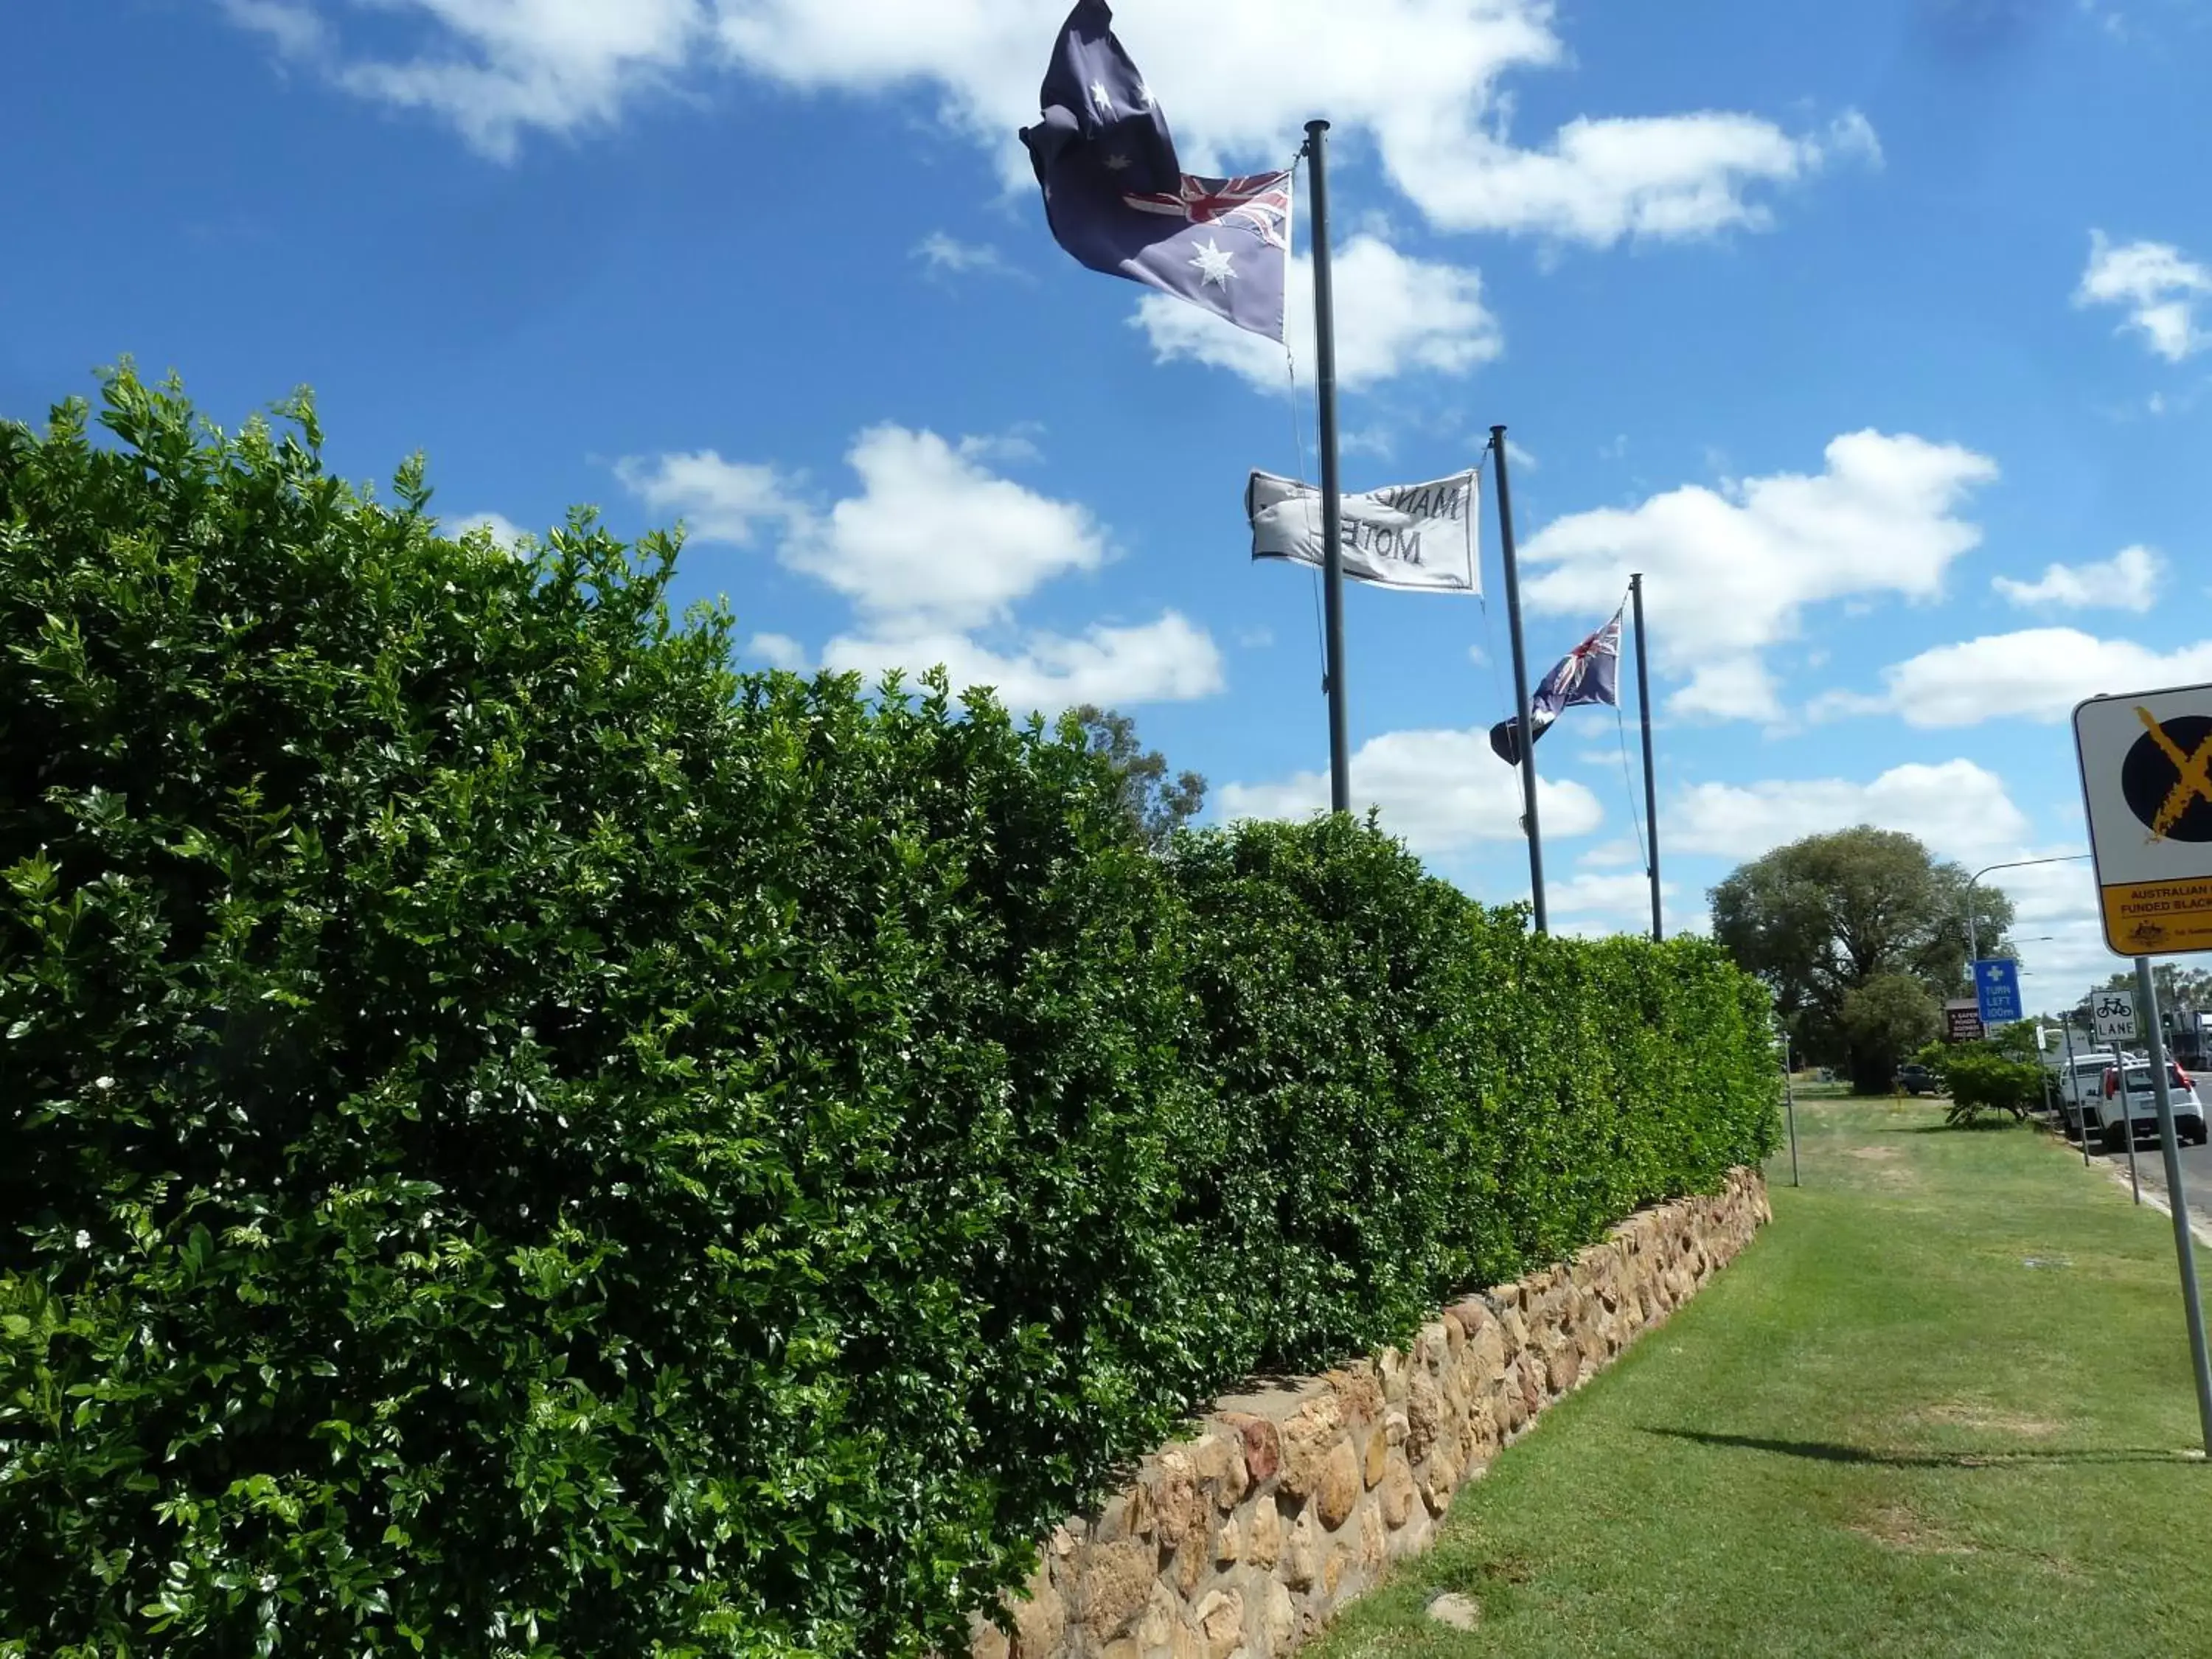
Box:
[1304,119,1351,815]
[1492,425,1546,933]
[1630,572,1662,943]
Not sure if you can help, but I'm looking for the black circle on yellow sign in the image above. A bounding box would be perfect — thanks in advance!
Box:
[2121,713,2212,842]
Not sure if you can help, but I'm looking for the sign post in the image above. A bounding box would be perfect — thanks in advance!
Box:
[2135,959,2212,1452]
[2090,983,2143,1198]
[2073,681,2212,1457]
[1942,1000,1984,1044]
[1777,1030,1799,1189]
[2061,1012,2091,1166]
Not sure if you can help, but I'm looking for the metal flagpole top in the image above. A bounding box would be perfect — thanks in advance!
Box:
[1304,118,1350,815]
[1489,424,1545,933]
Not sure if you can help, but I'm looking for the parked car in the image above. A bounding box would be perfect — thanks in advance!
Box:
[1893,1062,1938,1096]
[2083,1061,2211,1151]
[2054,1051,2121,1135]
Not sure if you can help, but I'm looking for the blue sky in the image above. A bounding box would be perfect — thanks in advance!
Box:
[9,0,2212,1008]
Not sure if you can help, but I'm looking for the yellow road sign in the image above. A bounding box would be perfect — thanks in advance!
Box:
[2074,681,2212,957]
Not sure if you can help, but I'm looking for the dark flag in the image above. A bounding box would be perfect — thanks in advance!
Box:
[1019,1,1291,341]
[1490,606,1624,767]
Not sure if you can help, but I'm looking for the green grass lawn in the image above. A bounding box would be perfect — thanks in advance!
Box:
[1310,1094,2212,1659]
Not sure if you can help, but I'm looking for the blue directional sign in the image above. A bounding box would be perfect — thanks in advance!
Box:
[1973,957,2023,1027]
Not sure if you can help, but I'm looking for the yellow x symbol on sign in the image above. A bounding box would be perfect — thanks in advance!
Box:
[2134,706,2212,839]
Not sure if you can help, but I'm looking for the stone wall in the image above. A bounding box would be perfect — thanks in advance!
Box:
[970,1167,1770,1659]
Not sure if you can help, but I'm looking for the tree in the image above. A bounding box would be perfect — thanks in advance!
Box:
[2073,964,2212,1023]
[1711,826,2014,1093]
[1840,973,1941,1080]
[1067,704,1206,851]
[1980,1019,2048,1065]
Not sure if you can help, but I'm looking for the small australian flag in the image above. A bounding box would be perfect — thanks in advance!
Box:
[1020,1,1290,342]
[1490,606,1625,768]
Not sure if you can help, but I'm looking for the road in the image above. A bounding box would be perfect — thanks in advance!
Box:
[2070,1121,2212,1200]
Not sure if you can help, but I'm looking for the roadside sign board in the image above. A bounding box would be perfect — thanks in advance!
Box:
[1973,958,2023,1026]
[2073,681,2212,956]
[2092,987,2138,1043]
[1944,999,1984,1043]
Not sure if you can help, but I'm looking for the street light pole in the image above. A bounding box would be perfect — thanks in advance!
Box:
[1964,855,2093,975]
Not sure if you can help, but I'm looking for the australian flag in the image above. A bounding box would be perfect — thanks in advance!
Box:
[1020,1,1290,342]
[1490,606,1624,767]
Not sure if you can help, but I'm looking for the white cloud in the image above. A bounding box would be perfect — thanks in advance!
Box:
[445,510,532,550]
[1667,656,1782,725]
[226,1,1871,247]
[2076,230,2212,361]
[1579,837,1644,869]
[1669,759,2031,865]
[1820,627,2212,728]
[793,426,1109,626]
[821,613,1224,714]
[622,423,1222,712]
[715,1,1871,243]
[1133,234,1500,391]
[914,232,1019,279]
[953,428,1044,467]
[1550,871,1677,939]
[226,0,709,161]
[622,426,1109,627]
[1520,431,2000,721]
[615,450,801,546]
[1394,108,1879,243]
[218,0,331,59]
[746,631,810,671]
[1992,543,2162,611]
[1216,726,1602,858]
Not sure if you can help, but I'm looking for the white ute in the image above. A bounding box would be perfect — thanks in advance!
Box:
[2056,1051,2119,1136]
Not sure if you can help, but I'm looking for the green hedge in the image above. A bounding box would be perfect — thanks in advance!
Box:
[1172,818,1776,1374]
[0,372,1777,1659]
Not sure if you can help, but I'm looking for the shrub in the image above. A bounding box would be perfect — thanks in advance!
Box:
[1927,1047,2044,1127]
[1,371,1778,1659]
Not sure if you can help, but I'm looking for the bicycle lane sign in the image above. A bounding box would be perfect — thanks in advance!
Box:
[2073,681,2212,958]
